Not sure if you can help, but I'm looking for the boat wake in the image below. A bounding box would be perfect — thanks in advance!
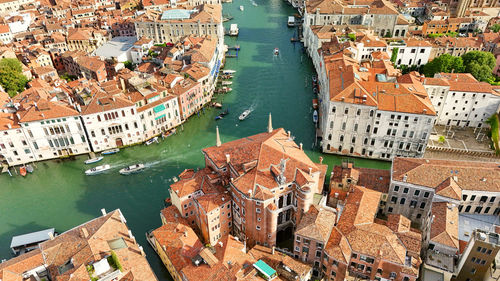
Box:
[250,0,258,6]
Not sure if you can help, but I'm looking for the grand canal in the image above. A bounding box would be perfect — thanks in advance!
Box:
[0,0,390,279]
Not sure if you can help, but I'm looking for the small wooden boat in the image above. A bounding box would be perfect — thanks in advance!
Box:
[221,81,233,85]
[26,164,34,173]
[221,74,233,79]
[223,70,236,75]
[144,137,159,145]
[274,48,279,55]
[162,129,176,139]
[84,156,103,164]
[20,166,27,177]
[215,108,229,120]
[239,109,251,121]
[102,148,119,155]
[85,164,111,175]
[312,99,318,109]
[313,110,318,123]
[119,164,145,175]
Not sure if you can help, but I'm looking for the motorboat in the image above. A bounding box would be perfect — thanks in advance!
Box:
[239,109,251,121]
[288,16,295,27]
[239,5,244,11]
[222,70,236,75]
[20,166,27,177]
[84,156,103,165]
[229,24,239,36]
[274,48,279,55]
[119,164,145,175]
[312,75,318,83]
[85,164,111,176]
[102,148,119,155]
[144,136,159,145]
[213,102,222,108]
[313,110,318,123]
[26,164,34,173]
[221,81,233,85]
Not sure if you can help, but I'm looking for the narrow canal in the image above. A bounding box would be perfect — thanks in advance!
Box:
[0,0,389,278]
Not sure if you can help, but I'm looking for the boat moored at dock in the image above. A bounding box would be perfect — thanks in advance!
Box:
[144,137,159,145]
[84,156,103,164]
[222,70,236,75]
[102,148,119,155]
[229,24,239,36]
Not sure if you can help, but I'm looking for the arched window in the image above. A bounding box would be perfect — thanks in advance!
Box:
[327,144,331,151]
[350,147,354,153]
[366,125,371,133]
[369,110,374,117]
[328,134,332,140]
[340,135,344,142]
[364,138,368,145]
[395,29,400,37]
[332,106,336,113]
[401,29,406,37]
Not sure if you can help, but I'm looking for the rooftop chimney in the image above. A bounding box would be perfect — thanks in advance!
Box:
[287,131,291,137]
[101,208,107,216]
[139,246,145,256]
[225,154,230,163]
[319,156,323,164]
[299,143,303,150]
[272,246,275,255]
[128,230,134,240]
[402,174,407,182]
[48,232,55,240]
[80,227,89,239]
[309,167,312,175]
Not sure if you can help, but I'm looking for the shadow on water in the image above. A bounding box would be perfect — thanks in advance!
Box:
[0,0,389,279]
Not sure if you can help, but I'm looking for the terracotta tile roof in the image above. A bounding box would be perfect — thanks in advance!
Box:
[295,205,336,243]
[392,157,499,193]
[332,186,421,274]
[18,99,79,123]
[37,209,157,281]
[203,128,324,197]
[248,245,312,279]
[325,53,435,116]
[430,202,459,249]
[324,227,351,263]
[435,177,462,200]
[0,249,44,280]
[80,91,135,115]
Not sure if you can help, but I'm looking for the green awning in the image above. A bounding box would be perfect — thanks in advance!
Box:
[253,260,277,280]
[155,114,166,120]
[153,104,166,113]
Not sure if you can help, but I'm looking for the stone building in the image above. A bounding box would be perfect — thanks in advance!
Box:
[134,5,223,45]
[385,157,500,231]
[318,52,436,160]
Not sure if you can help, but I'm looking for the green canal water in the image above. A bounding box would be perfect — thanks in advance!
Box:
[0,0,390,279]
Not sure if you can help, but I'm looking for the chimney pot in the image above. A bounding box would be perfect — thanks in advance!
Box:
[225,154,230,163]
[299,143,303,150]
[101,208,107,216]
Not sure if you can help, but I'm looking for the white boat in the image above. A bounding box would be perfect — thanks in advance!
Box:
[239,5,244,11]
[239,109,251,121]
[229,24,239,36]
[287,16,295,27]
[102,148,119,155]
[274,48,279,55]
[85,164,111,175]
[84,156,103,164]
[144,137,159,145]
[223,69,236,75]
[313,110,318,123]
[221,81,233,85]
[119,164,145,175]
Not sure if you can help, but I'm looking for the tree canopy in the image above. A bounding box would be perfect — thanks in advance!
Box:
[422,54,464,78]
[0,58,28,97]
[422,51,496,82]
[490,24,500,33]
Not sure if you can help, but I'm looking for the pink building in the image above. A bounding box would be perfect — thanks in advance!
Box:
[170,78,203,120]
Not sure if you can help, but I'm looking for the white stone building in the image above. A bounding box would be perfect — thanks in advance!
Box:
[319,53,436,161]
[387,38,432,67]
[138,94,181,140]
[80,94,143,152]
[423,73,500,128]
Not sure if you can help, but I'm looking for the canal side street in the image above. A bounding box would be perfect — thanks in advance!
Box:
[0,0,390,279]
